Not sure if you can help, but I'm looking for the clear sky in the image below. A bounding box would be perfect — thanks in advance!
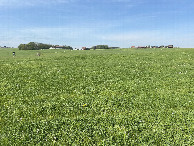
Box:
[0,0,194,48]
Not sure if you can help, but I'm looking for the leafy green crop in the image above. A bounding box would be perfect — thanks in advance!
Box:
[0,48,193,145]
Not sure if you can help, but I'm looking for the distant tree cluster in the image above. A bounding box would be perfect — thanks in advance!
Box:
[18,42,52,50]
[54,45,73,50]
[18,42,73,50]
[96,45,109,49]
[63,46,73,50]
[92,45,119,50]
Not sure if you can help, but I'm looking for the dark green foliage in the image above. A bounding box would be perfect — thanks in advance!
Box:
[18,42,73,50]
[38,43,52,50]
[18,42,52,50]
[18,42,38,50]
[18,44,26,50]
[61,45,73,50]
[91,46,97,50]
[96,45,109,49]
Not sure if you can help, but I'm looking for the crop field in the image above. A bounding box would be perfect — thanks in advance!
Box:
[0,48,193,145]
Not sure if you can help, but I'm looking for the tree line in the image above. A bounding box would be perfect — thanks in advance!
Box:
[91,45,119,50]
[18,42,73,50]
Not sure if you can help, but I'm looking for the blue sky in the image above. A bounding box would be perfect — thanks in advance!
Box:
[0,0,194,48]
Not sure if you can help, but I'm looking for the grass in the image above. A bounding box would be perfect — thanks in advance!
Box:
[0,48,193,145]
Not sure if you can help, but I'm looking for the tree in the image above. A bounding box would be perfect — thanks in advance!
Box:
[62,45,73,50]
[91,46,97,50]
[18,44,26,50]
[26,42,38,50]
[96,45,109,49]
[18,42,72,50]
[38,43,52,49]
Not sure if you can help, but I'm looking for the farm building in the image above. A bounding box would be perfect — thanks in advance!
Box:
[131,45,173,49]
[82,47,90,50]
[164,45,174,48]
[168,45,173,48]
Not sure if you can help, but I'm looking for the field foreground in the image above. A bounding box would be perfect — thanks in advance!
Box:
[0,48,193,145]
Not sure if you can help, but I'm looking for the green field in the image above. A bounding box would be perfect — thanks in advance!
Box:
[0,48,193,145]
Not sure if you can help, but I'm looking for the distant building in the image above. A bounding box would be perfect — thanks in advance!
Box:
[82,47,90,50]
[168,45,173,48]
[82,47,86,50]
[130,45,173,49]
